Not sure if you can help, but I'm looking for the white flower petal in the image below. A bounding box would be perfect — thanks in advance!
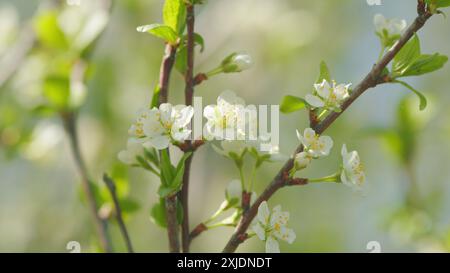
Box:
[305,94,325,108]
[145,135,170,150]
[373,14,386,32]
[226,179,242,199]
[318,135,333,156]
[118,150,132,164]
[204,105,218,121]
[265,236,280,253]
[315,80,332,99]
[253,223,266,241]
[257,201,270,225]
[276,226,296,244]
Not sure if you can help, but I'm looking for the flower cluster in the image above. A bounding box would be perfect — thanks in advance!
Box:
[118,103,193,165]
[252,201,296,253]
[292,128,366,191]
[305,79,351,112]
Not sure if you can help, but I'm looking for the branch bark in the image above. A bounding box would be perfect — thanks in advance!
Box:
[157,43,179,252]
[222,10,433,253]
[103,174,134,253]
[180,4,196,253]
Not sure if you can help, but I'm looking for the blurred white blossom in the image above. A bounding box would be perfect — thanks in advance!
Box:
[118,138,145,165]
[0,5,19,56]
[374,14,407,48]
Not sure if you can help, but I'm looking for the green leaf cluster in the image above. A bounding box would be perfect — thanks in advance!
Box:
[137,0,187,45]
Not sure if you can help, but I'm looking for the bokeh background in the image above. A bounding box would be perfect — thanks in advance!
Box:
[1,0,450,253]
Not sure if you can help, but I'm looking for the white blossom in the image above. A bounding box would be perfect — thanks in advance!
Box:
[294,152,312,170]
[128,104,193,150]
[230,53,253,72]
[118,138,145,165]
[296,128,333,158]
[305,79,351,111]
[0,5,19,56]
[252,201,296,253]
[341,144,365,191]
[374,14,407,47]
[204,90,246,140]
[158,103,194,142]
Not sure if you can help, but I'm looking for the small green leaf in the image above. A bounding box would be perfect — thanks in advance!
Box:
[280,95,306,113]
[393,35,421,75]
[317,61,331,83]
[401,53,448,77]
[425,0,450,8]
[193,33,205,52]
[149,198,184,228]
[119,198,141,214]
[159,152,192,197]
[144,148,160,167]
[137,24,178,44]
[150,199,167,228]
[159,149,174,187]
[394,80,428,110]
[32,105,57,117]
[163,0,186,34]
[158,185,175,198]
[170,152,192,188]
[175,45,188,74]
[150,85,161,108]
[33,10,68,50]
[43,76,70,110]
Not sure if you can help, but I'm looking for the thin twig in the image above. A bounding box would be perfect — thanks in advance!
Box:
[222,8,433,253]
[180,4,196,253]
[62,112,113,252]
[158,44,177,105]
[103,174,134,253]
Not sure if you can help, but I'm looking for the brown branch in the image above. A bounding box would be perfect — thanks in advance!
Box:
[158,44,177,105]
[222,9,433,253]
[180,4,196,253]
[189,223,208,242]
[309,109,319,128]
[165,194,180,252]
[62,112,112,252]
[103,174,134,253]
[157,42,179,252]
[193,73,208,86]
